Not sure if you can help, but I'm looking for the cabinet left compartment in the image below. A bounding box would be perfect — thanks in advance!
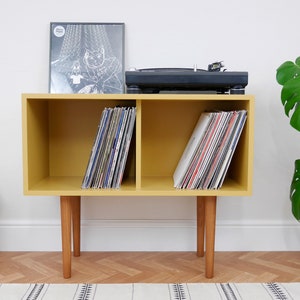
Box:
[22,94,137,195]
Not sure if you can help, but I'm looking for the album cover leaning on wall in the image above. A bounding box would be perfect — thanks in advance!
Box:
[49,22,125,94]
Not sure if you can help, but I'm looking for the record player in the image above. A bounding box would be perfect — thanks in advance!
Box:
[125,62,248,94]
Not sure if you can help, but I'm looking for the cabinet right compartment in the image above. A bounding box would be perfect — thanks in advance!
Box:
[139,95,254,195]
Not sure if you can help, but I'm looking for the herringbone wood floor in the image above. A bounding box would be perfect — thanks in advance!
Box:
[0,252,299,283]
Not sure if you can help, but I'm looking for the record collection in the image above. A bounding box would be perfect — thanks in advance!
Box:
[82,106,136,189]
[173,110,247,189]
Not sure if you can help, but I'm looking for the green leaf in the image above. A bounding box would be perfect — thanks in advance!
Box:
[295,56,300,66]
[290,105,300,131]
[281,75,300,95]
[285,96,300,116]
[284,96,298,116]
[290,160,300,221]
[276,61,300,85]
[291,187,300,220]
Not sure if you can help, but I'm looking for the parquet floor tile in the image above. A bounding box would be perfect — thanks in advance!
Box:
[0,251,299,283]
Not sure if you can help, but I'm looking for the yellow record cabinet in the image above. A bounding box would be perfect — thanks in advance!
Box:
[22,93,254,279]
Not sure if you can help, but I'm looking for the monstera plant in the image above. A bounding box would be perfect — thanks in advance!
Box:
[276,56,300,221]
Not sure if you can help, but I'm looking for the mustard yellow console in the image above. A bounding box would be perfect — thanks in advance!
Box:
[22,93,254,279]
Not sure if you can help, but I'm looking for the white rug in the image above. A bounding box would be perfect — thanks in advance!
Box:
[0,282,299,300]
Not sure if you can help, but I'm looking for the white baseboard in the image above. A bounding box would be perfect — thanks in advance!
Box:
[0,219,299,251]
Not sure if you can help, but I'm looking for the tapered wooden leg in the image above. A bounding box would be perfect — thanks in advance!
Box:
[196,196,205,257]
[72,196,81,257]
[205,195,217,279]
[60,196,72,279]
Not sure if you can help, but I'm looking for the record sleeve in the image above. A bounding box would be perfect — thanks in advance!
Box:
[49,22,125,94]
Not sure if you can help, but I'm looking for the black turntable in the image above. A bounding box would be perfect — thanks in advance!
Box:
[125,62,248,94]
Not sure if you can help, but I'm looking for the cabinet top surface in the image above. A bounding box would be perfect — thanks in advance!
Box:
[22,93,254,101]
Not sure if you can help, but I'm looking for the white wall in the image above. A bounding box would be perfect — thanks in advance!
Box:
[1,0,300,251]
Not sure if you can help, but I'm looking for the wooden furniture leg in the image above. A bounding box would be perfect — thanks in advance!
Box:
[72,196,81,257]
[60,195,81,279]
[196,196,205,257]
[60,196,72,279]
[205,195,217,278]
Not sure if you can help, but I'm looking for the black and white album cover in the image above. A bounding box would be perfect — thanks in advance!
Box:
[49,22,124,94]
